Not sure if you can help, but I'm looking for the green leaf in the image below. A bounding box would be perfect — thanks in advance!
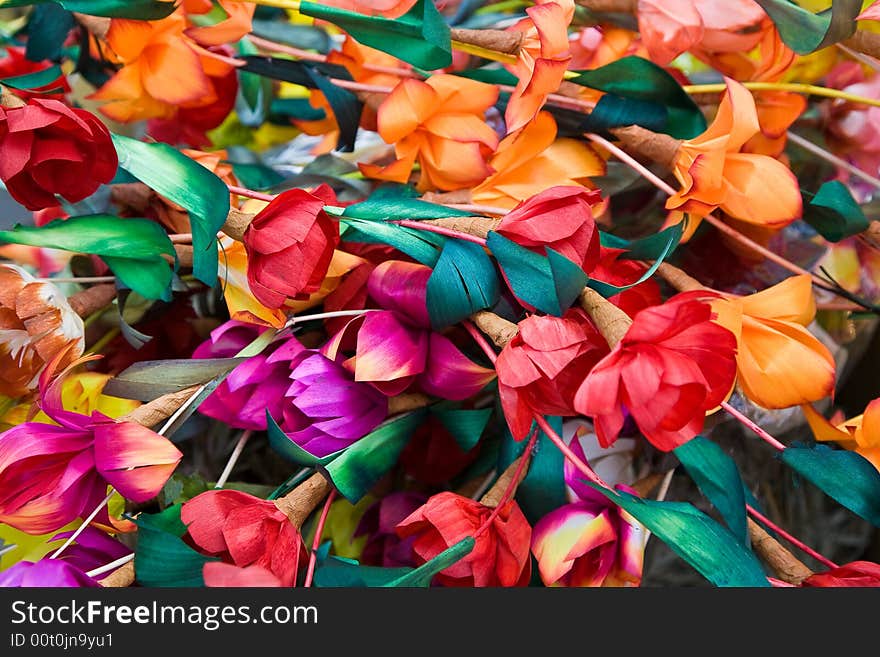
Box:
[754,0,861,55]
[239,57,363,151]
[487,231,587,316]
[591,222,683,296]
[0,64,64,90]
[251,19,331,53]
[426,239,499,329]
[299,0,452,70]
[431,406,492,452]
[780,444,880,526]
[229,162,284,191]
[587,485,769,587]
[499,415,567,524]
[674,436,749,546]
[324,410,427,503]
[0,0,177,19]
[343,196,472,221]
[341,217,443,267]
[102,358,247,401]
[111,134,230,286]
[25,5,74,62]
[266,411,344,467]
[583,92,667,135]
[568,56,707,139]
[802,180,869,242]
[134,505,217,587]
[0,215,173,300]
[383,537,475,587]
[235,40,272,129]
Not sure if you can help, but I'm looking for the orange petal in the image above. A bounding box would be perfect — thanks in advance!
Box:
[528,1,573,58]
[185,0,254,46]
[104,19,161,62]
[720,153,802,226]
[737,274,815,325]
[737,316,835,408]
[377,79,438,144]
[428,75,499,115]
[802,403,852,444]
[506,56,571,133]
[637,0,704,66]
[858,398,880,449]
[141,41,213,106]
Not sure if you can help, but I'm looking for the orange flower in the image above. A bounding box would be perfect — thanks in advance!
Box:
[472,112,605,209]
[711,275,835,409]
[295,37,409,155]
[217,237,288,329]
[360,75,499,192]
[666,78,802,228]
[569,26,647,71]
[89,7,248,123]
[504,0,574,133]
[802,400,880,472]
[0,265,84,399]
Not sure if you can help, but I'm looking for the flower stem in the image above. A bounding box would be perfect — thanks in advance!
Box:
[746,504,838,569]
[683,81,880,108]
[48,489,115,559]
[463,319,499,364]
[451,40,519,65]
[721,401,787,451]
[787,131,880,190]
[392,219,488,246]
[474,429,538,538]
[214,430,253,489]
[227,184,275,202]
[304,490,336,588]
[85,553,135,579]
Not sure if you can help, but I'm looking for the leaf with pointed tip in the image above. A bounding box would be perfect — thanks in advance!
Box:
[103,358,247,401]
[0,0,176,19]
[754,0,861,54]
[134,505,217,588]
[427,239,499,329]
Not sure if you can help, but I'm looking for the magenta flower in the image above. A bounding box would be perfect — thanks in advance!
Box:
[279,350,388,457]
[530,438,645,587]
[0,351,182,535]
[327,260,496,398]
[194,321,306,431]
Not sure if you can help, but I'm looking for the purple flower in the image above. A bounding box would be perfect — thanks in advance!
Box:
[194,321,305,431]
[355,492,428,568]
[280,351,388,458]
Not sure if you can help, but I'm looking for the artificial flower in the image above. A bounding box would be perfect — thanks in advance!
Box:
[666,78,802,228]
[472,112,606,210]
[360,75,499,191]
[0,98,117,210]
[494,185,603,271]
[712,275,835,409]
[355,491,428,567]
[216,237,288,328]
[0,264,84,399]
[203,562,283,587]
[182,489,306,587]
[243,185,340,309]
[0,47,69,100]
[575,292,738,451]
[396,491,532,587]
[504,0,575,133]
[802,561,880,587]
[496,309,609,440]
[0,560,100,588]
[802,398,880,471]
[326,260,496,397]
[590,248,663,318]
[0,350,182,534]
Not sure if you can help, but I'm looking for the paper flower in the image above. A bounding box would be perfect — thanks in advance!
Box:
[396,492,532,587]
[182,489,306,587]
[243,185,340,309]
[203,562,283,587]
[802,561,880,587]
[360,75,499,191]
[496,309,609,440]
[0,47,68,101]
[0,98,117,211]
[575,293,738,451]
[355,491,428,568]
[666,78,802,228]
[327,260,496,398]
[89,9,242,123]
[0,351,182,534]
[802,399,880,472]
[0,264,84,399]
[279,350,389,457]
[590,248,663,318]
[193,320,306,431]
[504,0,574,133]
[495,186,603,272]
[712,275,835,409]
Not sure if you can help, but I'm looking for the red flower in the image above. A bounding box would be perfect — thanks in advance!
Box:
[395,492,532,587]
[181,490,306,587]
[591,247,663,317]
[243,185,340,309]
[0,98,118,211]
[496,308,609,440]
[495,186,602,272]
[802,561,880,587]
[574,293,738,451]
